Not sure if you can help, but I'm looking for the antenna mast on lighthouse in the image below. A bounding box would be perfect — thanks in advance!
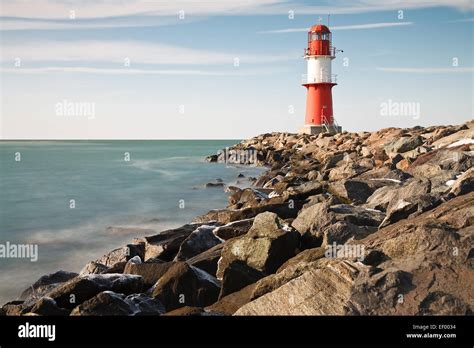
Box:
[299,23,342,135]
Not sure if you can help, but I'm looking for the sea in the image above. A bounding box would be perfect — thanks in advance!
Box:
[0,140,264,304]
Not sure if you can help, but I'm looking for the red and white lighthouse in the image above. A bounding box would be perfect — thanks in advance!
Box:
[300,24,342,135]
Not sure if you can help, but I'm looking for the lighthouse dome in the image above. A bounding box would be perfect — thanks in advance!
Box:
[310,24,331,33]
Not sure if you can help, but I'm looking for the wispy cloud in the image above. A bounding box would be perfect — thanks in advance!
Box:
[0,0,281,30]
[377,67,474,73]
[448,17,474,22]
[0,66,277,76]
[330,21,414,30]
[0,16,192,31]
[0,0,282,19]
[259,21,413,34]
[1,0,472,31]
[0,40,294,65]
[258,28,307,34]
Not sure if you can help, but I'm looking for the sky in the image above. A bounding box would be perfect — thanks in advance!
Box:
[0,0,473,139]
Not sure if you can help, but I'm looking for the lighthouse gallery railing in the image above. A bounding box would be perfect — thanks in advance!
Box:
[304,46,337,57]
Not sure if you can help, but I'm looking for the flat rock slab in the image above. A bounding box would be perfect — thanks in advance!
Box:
[46,274,144,309]
[234,260,362,315]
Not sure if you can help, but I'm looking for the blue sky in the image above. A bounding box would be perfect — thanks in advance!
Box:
[0,0,473,139]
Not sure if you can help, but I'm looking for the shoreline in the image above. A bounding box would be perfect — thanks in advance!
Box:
[1,120,473,316]
[0,141,264,305]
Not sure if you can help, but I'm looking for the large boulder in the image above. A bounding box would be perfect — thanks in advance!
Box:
[431,124,473,148]
[418,291,473,315]
[105,261,128,274]
[216,212,300,281]
[250,249,327,302]
[19,270,78,304]
[186,243,223,277]
[234,259,363,315]
[94,243,145,268]
[151,262,220,311]
[347,192,474,315]
[384,135,423,155]
[1,301,27,316]
[355,166,411,183]
[406,147,473,187]
[449,167,474,197]
[193,202,303,225]
[46,274,144,309]
[365,178,431,212]
[174,225,222,261]
[291,203,384,248]
[79,262,109,276]
[328,179,375,204]
[379,193,442,228]
[283,181,323,201]
[329,204,385,227]
[124,293,166,315]
[123,261,174,287]
[134,224,201,261]
[212,218,254,240]
[71,291,132,315]
[276,247,326,273]
[328,162,370,182]
[231,188,271,208]
[27,297,70,316]
[219,260,265,299]
[205,283,257,315]
[70,291,165,316]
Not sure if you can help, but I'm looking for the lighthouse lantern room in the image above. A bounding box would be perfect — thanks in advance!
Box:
[299,24,342,135]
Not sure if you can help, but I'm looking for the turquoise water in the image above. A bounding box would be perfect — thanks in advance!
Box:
[0,140,263,304]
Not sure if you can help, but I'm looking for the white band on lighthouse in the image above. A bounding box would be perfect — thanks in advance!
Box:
[306,56,333,84]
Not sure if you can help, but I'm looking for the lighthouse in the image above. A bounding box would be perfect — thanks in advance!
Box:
[299,24,342,135]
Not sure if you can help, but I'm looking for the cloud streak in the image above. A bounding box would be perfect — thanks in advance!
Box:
[0,16,192,31]
[448,17,474,22]
[0,0,282,19]
[376,67,474,73]
[1,0,472,31]
[258,21,414,34]
[0,66,277,76]
[0,40,294,65]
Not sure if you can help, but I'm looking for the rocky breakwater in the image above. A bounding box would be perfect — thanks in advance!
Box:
[2,120,473,316]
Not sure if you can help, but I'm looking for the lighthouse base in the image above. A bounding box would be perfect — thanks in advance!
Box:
[299,124,342,135]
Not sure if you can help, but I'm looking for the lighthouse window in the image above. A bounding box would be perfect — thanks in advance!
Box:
[311,33,317,40]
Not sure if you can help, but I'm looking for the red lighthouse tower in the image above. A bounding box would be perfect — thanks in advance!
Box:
[300,24,342,135]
